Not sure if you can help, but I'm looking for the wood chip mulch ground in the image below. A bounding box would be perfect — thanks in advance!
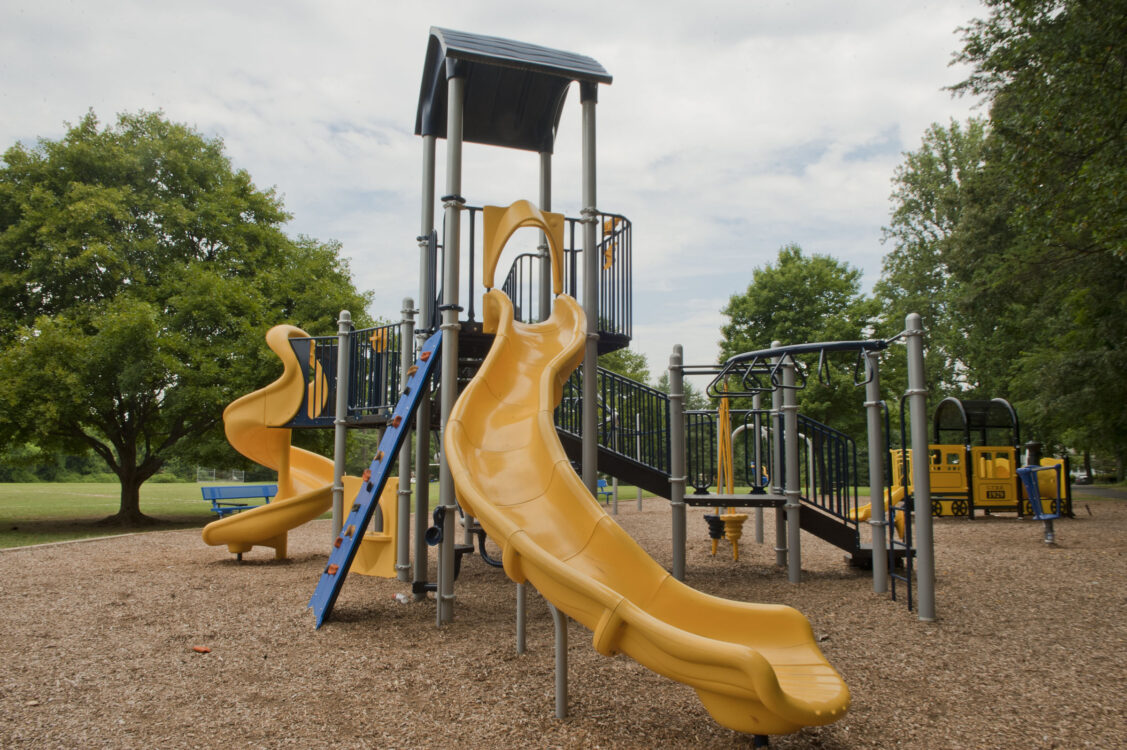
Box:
[2,492,1125,749]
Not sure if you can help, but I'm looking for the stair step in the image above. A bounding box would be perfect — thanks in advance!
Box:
[685,493,785,508]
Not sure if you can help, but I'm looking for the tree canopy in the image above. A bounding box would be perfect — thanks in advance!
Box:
[876,0,1127,475]
[720,244,876,435]
[0,111,371,521]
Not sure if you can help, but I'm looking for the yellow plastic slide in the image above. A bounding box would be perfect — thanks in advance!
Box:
[202,325,395,572]
[445,289,849,736]
[851,485,906,539]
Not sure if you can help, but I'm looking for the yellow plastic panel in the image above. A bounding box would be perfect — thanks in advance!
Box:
[351,479,400,578]
[971,446,1018,506]
[444,288,848,736]
[482,200,565,294]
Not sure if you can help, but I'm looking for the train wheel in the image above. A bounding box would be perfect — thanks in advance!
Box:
[952,499,969,517]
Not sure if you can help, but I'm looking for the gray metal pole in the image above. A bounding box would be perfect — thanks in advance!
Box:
[538,151,553,322]
[414,135,436,601]
[396,298,416,582]
[611,412,619,515]
[636,413,643,510]
[437,72,465,626]
[905,313,936,621]
[549,602,569,719]
[753,392,764,544]
[515,582,527,654]
[580,89,599,495]
[782,355,801,583]
[331,310,352,540]
[770,342,787,567]
[668,345,687,581]
[864,350,888,593]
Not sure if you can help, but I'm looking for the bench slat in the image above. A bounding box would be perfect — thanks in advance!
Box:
[201,484,277,501]
[202,484,278,517]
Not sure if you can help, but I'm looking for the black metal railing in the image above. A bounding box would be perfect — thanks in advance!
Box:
[500,251,546,325]
[685,410,717,493]
[685,409,778,494]
[429,206,632,342]
[555,366,669,475]
[795,414,860,525]
[347,323,402,422]
[284,322,405,428]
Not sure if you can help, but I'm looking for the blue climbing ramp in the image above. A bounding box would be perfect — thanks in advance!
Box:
[308,329,442,628]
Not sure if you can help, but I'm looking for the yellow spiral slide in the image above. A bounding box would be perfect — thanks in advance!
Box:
[445,288,850,736]
[202,324,396,574]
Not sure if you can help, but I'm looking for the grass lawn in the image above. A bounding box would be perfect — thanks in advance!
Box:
[0,482,231,549]
[0,478,868,550]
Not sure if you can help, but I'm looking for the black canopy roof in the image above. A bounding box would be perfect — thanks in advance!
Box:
[933,397,1020,445]
[415,27,612,153]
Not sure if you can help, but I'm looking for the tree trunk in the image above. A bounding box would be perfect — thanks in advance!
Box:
[99,470,156,526]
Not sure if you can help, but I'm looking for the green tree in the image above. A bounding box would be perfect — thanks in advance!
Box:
[947,0,1127,474]
[875,118,989,396]
[0,111,371,522]
[720,244,876,435]
[598,347,651,384]
[953,0,1127,260]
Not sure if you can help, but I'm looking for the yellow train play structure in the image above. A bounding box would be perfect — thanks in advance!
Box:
[889,397,1072,519]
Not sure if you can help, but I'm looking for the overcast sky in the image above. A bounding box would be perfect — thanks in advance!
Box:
[2,1,986,377]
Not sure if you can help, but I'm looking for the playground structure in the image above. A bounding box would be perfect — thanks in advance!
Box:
[201,323,401,574]
[882,397,1071,522]
[195,26,1001,742]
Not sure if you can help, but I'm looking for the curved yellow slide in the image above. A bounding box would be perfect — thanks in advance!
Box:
[202,324,394,569]
[445,289,849,736]
[851,486,906,539]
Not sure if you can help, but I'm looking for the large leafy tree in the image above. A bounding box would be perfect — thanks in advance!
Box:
[953,0,1127,260]
[0,111,371,522]
[949,0,1127,472]
[879,0,1127,474]
[598,347,651,385]
[875,118,989,396]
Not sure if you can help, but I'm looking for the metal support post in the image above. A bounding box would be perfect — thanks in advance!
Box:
[516,582,527,654]
[396,299,416,582]
[580,87,599,495]
[669,345,687,581]
[753,392,764,544]
[413,135,436,601]
[549,602,569,719]
[538,151,553,322]
[636,413,644,510]
[770,343,787,567]
[782,355,802,583]
[905,313,936,621]
[437,69,465,626]
[864,350,888,593]
[331,310,352,541]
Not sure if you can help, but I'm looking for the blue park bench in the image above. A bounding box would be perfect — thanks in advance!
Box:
[201,484,278,518]
[596,478,613,505]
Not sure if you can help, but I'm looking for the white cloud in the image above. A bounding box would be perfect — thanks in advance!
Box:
[1,0,986,376]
